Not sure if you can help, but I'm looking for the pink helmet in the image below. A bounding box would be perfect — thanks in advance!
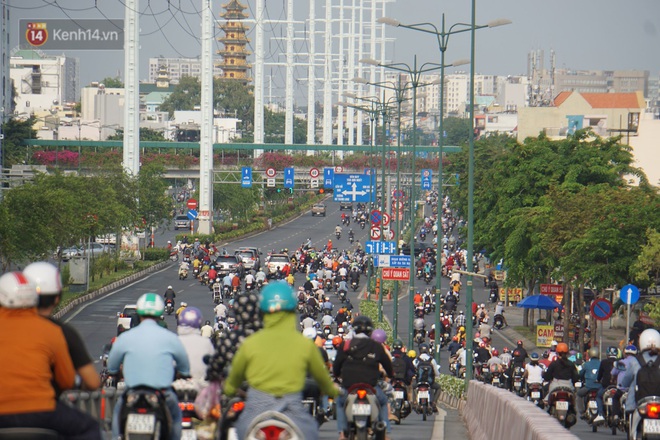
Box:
[371,329,387,344]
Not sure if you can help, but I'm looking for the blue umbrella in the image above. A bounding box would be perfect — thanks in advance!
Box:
[516,294,563,310]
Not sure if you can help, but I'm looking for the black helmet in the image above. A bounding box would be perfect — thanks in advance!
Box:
[419,342,430,355]
[392,339,404,350]
[352,316,373,335]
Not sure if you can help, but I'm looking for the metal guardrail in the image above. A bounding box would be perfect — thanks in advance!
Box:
[59,387,120,431]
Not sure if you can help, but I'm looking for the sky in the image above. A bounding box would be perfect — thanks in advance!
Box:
[6,0,660,96]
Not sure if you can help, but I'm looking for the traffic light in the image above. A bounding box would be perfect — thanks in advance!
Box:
[277,188,294,194]
[318,188,325,195]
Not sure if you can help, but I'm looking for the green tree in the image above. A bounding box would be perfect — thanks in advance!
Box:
[442,116,471,146]
[213,180,261,222]
[135,164,172,231]
[1,117,37,166]
[631,229,660,288]
[99,77,124,88]
[107,127,168,141]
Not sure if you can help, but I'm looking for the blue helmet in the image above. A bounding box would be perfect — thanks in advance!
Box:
[530,352,539,361]
[259,281,297,313]
[178,306,203,328]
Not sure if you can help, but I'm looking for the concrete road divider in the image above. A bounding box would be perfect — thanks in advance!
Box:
[462,380,579,440]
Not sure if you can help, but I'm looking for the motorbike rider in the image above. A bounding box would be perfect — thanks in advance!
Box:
[244,272,255,289]
[543,342,579,400]
[0,271,101,439]
[413,343,442,413]
[321,296,334,313]
[224,282,338,440]
[621,328,660,417]
[164,285,176,307]
[179,260,190,278]
[108,293,191,440]
[577,347,603,422]
[176,307,215,391]
[609,345,638,421]
[214,299,228,321]
[594,346,619,422]
[24,262,101,392]
[200,320,214,339]
[523,352,545,388]
[335,224,342,237]
[333,315,394,440]
[175,301,188,319]
[255,268,267,285]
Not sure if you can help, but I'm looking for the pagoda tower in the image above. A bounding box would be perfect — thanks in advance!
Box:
[218,0,252,84]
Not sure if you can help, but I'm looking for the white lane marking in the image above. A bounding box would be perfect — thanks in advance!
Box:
[63,265,173,323]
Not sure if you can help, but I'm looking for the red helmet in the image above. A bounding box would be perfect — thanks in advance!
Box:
[502,347,509,353]
[492,349,499,357]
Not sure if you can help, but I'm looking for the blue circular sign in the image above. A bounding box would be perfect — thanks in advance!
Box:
[591,298,613,321]
[619,284,640,305]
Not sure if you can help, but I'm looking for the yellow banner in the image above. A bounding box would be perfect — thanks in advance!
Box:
[498,287,522,303]
[536,325,555,348]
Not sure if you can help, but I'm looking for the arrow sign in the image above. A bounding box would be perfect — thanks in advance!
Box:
[333,173,373,202]
[591,298,613,321]
[365,240,396,254]
[187,209,198,220]
[284,167,294,189]
[323,168,334,189]
[421,169,432,190]
[619,284,640,305]
[241,166,252,188]
[370,227,381,240]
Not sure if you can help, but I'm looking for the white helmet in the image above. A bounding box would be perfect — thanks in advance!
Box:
[23,262,62,296]
[0,272,37,308]
[302,327,317,340]
[167,285,173,290]
[639,328,660,352]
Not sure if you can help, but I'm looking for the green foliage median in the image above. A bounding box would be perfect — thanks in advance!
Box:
[359,300,393,345]
[437,374,466,400]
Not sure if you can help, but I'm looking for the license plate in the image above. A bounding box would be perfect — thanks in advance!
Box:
[606,398,613,405]
[514,382,521,388]
[531,392,541,399]
[126,413,155,434]
[394,391,404,399]
[644,419,660,434]
[182,430,197,440]
[556,401,569,411]
[418,390,430,399]
[492,378,500,384]
[588,400,598,409]
[352,403,372,416]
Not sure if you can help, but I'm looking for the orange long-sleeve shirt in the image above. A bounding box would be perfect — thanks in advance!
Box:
[0,307,75,414]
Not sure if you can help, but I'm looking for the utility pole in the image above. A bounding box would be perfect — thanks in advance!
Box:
[197,0,214,234]
[122,0,139,175]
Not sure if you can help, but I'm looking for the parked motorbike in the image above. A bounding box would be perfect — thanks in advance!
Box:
[344,384,386,440]
[547,386,578,429]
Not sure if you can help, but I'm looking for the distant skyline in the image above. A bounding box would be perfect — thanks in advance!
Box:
[7,0,660,94]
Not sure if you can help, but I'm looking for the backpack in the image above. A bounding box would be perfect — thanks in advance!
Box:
[392,353,408,380]
[417,360,435,384]
[635,354,660,401]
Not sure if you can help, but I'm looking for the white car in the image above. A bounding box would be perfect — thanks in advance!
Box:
[116,304,138,333]
[55,243,111,261]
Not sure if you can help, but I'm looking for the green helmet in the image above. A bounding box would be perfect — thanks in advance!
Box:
[259,281,297,313]
[392,339,404,350]
[137,293,165,317]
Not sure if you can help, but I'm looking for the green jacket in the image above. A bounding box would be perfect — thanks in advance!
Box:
[224,312,337,398]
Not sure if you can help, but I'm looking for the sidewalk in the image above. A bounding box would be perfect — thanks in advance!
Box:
[495,301,628,354]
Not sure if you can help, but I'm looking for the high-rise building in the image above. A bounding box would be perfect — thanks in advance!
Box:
[147,57,222,83]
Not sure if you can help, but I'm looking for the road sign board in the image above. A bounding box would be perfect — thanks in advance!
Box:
[382,213,391,227]
[332,173,373,202]
[374,255,411,268]
[619,284,640,305]
[421,169,432,190]
[392,189,405,199]
[370,227,381,240]
[265,167,276,178]
[241,166,252,188]
[309,167,320,178]
[591,298,613,321]
[382,268,410,281]
[267,178,275,187]
[284,167,294,188]
[324,168,334,189]
[187,209,198,220]
[310,178,319,188]
[334,166,344,173]
[370,209,382,226]
[186,198,197,209]
[365,240,396,254]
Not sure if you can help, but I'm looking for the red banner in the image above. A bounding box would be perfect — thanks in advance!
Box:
[382,268,410,281]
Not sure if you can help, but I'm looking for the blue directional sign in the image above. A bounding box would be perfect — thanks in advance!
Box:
[619,284,640,305]
[374,255,411,268]
[284,167,294,189]
[241,166,252,188]
[333,173,373,202]
[365,241,397,255]
[187,209,198,220]
[421,169,432,190]
[323,168,334,189]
